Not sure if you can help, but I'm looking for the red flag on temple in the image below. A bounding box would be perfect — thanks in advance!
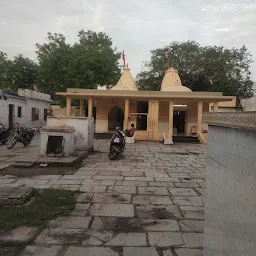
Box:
[122,50,126,68]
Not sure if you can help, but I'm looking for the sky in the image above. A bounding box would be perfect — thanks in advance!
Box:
[1,0,256,80]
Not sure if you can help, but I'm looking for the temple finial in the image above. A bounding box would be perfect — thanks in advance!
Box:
[122,50,126,69]
[165,51,171,70]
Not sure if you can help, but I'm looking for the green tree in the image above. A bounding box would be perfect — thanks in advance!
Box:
[9,54,38,90]
[0,52,12,90]
[136,41,254,102]
[36,30,121,98]
[0,52,38,91]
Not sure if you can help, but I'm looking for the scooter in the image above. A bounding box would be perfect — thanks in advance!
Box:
[0,123,13,145]
[7,123,37,149]
[108,127,126,160]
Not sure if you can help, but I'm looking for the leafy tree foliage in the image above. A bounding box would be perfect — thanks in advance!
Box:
[0,53,38,91]
[137,41,254,102]
[0,52,38,91]
[36,30,121,96]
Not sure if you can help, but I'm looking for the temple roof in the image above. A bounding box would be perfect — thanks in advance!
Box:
[111,67,137,91]
[161,67,192,92]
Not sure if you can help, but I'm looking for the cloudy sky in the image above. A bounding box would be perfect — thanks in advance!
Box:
[1,0,256,80]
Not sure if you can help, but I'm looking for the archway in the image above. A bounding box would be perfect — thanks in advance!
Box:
[108,106,124,131]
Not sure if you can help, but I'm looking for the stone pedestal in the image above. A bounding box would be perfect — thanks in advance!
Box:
[40,126,75,157]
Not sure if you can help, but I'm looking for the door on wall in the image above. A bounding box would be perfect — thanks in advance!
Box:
[8,104,14,129]
[173,111,186,135]
[108,106,124,131]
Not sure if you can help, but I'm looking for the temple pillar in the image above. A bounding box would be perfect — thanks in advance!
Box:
[66,96,72,117]
[79,99,84,116]
[213,102,219,112]
[164,101,174,144]
[168,101,174,137]
[88,98,93,118]
[197,101,203,135]
[124,99,129,130]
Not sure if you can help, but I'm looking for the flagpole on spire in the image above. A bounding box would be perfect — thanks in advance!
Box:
[122,50,126,69]
[165,51,171,70]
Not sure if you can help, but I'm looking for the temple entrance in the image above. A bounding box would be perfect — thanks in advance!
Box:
[173,111,186,134]
[108,106,124,131]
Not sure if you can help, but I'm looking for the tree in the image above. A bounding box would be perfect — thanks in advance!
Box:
[9,54,38,90]
[0,52,12,90]
[0,52,38,91]
[36,30,121,98]
[136,41,254,102]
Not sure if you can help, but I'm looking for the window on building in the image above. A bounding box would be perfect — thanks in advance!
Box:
[32,108,39,121]
[17,106,22,117]
[44,109,51,121]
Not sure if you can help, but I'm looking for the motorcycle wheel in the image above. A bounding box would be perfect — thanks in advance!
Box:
[108,148,118,160]
[23,136,32,147]
[7,136,17,149]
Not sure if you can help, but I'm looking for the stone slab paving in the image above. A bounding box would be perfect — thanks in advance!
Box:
[21,245,62,256]
[0,226,38,242]
[0,140,207,255]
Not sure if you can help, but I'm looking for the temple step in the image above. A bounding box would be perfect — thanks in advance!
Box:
[95,133,199,143]
[94,133,113,139]
[173,136,200,143]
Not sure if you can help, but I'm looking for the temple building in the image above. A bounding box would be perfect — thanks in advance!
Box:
[56,56,235,143]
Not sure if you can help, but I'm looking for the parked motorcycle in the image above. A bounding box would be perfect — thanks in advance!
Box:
[108,127,126,160]
[0,123,13,145]
[7,123,37,149]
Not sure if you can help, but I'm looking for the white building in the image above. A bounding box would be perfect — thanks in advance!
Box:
[241,96,256,111]
[0,88,52,129]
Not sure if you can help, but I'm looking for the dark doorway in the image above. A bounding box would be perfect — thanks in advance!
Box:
[173,111,186,134]
[47,136,64,155]
[108,106,124,131]
[136,101,148,131]
[8,104,14,129]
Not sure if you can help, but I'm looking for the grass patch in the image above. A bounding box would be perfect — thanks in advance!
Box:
[0,189,76,232]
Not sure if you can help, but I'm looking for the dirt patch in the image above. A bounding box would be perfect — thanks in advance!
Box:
[0,164,80,178]
[110,194,127,202]
[151,208,180,220]
[0,246,24,256]
[51,231,88,244]
[102,218,141,232]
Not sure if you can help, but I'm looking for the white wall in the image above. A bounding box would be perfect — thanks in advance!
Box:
[0,95,51,129]
[47,117,94,151]
[204,125,256,256]
[241,97,256,111]
[0,96,26,128]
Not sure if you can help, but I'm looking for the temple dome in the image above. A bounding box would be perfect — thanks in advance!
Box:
[111,67,137,91]
[161,67,192,92]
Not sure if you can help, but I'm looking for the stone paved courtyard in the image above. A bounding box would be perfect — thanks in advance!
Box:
[0,140,207,256]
